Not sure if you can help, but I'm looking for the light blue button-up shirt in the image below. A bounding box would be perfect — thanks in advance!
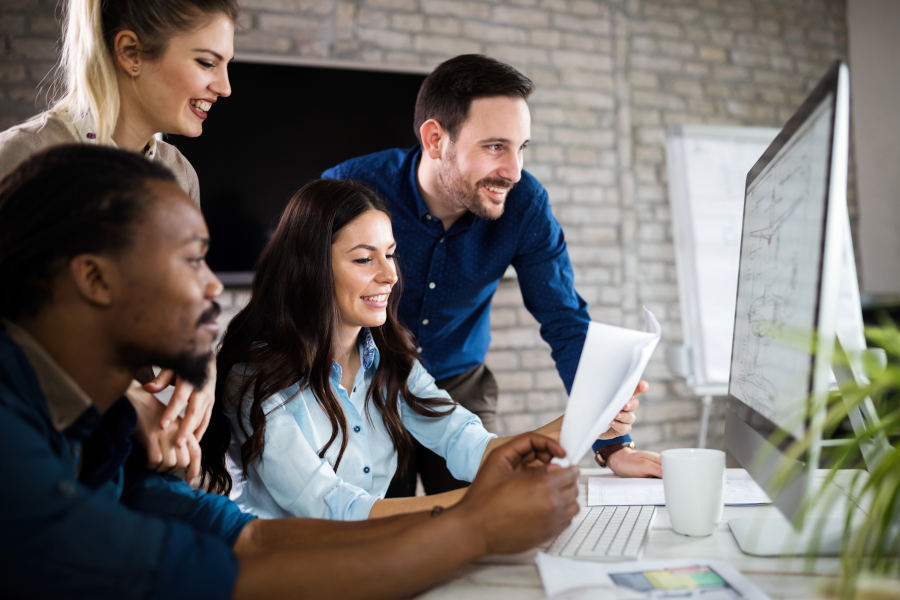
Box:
[226,330,495,521]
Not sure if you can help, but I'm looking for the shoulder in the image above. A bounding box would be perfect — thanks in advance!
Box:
[155,140,200,205]
[508,169,549,208]
[322,147,413,184]
[0,113,74,181]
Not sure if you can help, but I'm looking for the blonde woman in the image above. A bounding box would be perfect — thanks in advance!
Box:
[0,0,238,481]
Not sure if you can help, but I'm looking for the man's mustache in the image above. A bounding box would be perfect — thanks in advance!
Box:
[198,301,221,326]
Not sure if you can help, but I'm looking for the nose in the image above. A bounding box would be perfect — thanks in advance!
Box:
[211,65,231,98]
[204,265,224,298]
[378,256,398,286]
[497,150,523,184]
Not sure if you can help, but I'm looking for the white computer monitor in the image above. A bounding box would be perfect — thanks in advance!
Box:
[724,60,890,556]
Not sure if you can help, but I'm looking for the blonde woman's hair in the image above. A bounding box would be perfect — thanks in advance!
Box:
[51,0,239,145]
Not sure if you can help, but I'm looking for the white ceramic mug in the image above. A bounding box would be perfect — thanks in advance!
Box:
[661,448,726,537]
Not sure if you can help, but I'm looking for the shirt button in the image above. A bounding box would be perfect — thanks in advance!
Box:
[439,237,445,244]
[428,282,436,289]
[363,466,371,474]
[416,346,423,353]
[425,214,433,221]
[58,481,75,497]
[353,425,361,433]
[422,318,429,325]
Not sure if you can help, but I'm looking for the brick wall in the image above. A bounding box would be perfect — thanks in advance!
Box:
[0,0,850,454]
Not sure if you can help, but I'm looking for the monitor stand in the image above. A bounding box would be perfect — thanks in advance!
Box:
[728,469,867,556]
[728,515,844,556]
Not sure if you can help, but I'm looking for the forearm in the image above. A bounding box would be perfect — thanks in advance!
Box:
[367,488,466,519]
[482,415,563,466]
[232,508,484,599]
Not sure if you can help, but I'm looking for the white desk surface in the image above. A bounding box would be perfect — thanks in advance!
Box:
[415,468,841,599]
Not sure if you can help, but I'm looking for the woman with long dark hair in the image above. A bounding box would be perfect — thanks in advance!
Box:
[201,178,638,520]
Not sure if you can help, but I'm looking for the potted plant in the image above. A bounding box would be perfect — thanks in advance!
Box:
[783,321,900,598]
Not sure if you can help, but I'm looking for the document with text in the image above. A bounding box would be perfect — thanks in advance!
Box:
[588,468,772,506]
[556,307,661,467]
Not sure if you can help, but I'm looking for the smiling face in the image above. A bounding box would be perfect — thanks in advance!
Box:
[331,209,398,337]
[126,13,234,140]
[435,95,531,220]
[112,180,224,385]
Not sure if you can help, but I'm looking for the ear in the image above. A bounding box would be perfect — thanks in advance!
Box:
[69,255,116,307]
[419,119,446,160]
[113,30,143,76]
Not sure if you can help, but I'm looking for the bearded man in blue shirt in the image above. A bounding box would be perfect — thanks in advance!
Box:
[0,144,581,598]
[324,54,663,495]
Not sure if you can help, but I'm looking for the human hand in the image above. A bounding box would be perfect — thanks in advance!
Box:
[143,358,216,444]
[597,380,648,439]
[459,433,579,555]
[606,447,662,478]
[127,380,202,484]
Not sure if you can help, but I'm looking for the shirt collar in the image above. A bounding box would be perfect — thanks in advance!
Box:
[2,319,93,431]
[359,328,378,370]
[59,109,159,160]
[408,147,432,221]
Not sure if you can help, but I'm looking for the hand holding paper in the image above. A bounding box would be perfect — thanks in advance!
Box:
[555,307,661,467]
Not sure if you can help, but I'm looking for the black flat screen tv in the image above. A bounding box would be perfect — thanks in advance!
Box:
[170,59,426,284]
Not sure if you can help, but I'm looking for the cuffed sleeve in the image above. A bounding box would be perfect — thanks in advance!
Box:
[401,360,495,482]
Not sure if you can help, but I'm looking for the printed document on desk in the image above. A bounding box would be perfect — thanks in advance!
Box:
[588,468,772,506]
[535,553,771,599]
[556,307,661,467]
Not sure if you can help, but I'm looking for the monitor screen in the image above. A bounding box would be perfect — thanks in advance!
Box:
[169,60,426,283]
[724,60,855,536]
[729,95,834,440]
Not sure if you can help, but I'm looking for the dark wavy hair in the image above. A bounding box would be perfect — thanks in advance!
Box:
[201,178,454,494]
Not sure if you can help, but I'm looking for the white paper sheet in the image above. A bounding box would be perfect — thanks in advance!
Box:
[535,553,772,599]
[587,468,772,506]
[555,307,661,467]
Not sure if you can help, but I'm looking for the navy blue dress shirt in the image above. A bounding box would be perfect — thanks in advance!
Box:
[0,330,255,599]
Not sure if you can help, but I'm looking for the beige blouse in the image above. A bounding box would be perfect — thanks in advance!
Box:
[0,111,201,205]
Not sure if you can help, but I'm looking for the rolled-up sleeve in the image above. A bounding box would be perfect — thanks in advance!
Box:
[242,393,379,521]
[401,360,496,482]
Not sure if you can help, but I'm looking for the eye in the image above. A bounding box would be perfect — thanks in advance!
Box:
[386,252,397,260]
[187,256,205,268]
[487,143,503,152]
[353,257,372,264]
[196,59,215,69]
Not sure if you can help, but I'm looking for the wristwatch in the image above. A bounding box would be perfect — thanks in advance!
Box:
[593,441,635,468]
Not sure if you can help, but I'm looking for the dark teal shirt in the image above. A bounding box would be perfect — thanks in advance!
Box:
[0,330,255,599]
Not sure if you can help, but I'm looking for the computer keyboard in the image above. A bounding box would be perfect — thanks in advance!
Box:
[543,504,656,560]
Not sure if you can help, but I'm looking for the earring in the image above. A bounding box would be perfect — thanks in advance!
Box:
[131,66,139,77]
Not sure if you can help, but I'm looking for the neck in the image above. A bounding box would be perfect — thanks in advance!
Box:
[113,77,156,152]
[16,311,133,413]
[332,324,361,371]
[416,152,466,230]
[111,118,154,154]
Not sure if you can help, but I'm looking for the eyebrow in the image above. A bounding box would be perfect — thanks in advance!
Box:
[346,241,397,253]
[182,234,210,250]
[478,137,530,146]
[193,48,232,62]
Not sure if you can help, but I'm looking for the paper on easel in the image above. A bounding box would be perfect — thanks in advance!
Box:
[555,307,661,467]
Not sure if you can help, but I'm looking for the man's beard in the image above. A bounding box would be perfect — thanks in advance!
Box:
[437,146,511,221]
[161,350,212,388]
[153,301,220,388]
